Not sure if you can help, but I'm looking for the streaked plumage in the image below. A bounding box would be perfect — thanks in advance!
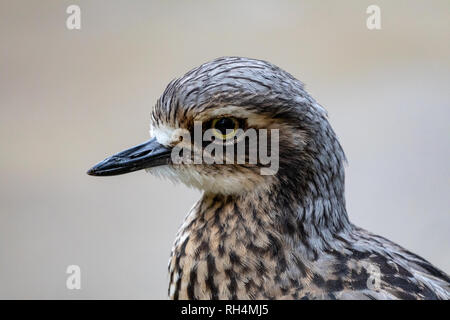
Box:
[88,57,450,300]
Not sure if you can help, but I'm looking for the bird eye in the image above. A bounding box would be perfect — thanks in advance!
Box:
[211,117,239,140]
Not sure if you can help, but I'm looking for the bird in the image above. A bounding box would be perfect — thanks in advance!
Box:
[87,56,450,300]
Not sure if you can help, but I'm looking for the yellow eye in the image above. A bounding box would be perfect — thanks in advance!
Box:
[211,117,239,140]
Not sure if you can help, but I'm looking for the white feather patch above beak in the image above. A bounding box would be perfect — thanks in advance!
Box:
[150,125,178,146]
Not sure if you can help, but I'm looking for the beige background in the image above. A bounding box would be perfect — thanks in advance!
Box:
[0,0,449,299]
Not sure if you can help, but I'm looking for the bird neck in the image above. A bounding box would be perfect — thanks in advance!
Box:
[180,180,352,262]
[204,182,351,255]
[169,161,355,299]
[168,188,352,299]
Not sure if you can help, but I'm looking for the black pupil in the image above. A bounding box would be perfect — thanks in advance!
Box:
[215,118,236,135]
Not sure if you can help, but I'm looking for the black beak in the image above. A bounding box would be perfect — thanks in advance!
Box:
[87,137,172,176]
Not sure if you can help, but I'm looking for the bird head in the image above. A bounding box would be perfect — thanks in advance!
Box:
[88,57,346,198]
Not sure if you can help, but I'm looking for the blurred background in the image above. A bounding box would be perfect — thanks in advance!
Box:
[0,0,449,299]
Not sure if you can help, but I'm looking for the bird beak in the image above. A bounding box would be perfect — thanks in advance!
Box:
[87,137,172,176]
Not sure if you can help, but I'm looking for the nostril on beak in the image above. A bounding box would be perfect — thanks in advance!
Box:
[130,150,153,159]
